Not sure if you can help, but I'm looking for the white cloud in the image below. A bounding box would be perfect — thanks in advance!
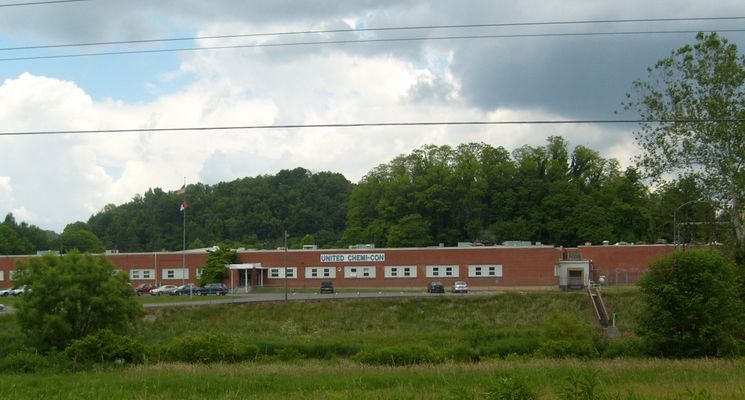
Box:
[4,1,710,233]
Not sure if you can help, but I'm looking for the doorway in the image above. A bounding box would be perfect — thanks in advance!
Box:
[568,269,584,289]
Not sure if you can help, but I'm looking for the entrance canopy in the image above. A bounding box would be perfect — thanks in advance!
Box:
[228,263,265,270]
[227,263,265,292]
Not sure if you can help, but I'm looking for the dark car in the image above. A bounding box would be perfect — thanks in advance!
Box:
[135,283,157,296]
[198,283,228,296]
[426,281,445,293]
[319,281,335,294]
[172,283,199,296]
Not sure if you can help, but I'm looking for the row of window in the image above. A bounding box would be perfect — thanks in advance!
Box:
[266,265,503,280]
[2,264,503,283]
[129,268,196,280]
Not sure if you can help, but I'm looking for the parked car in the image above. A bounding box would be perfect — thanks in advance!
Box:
[0,287,12,297]
[319,281,335,294]
[10,285,27,296]
[198,283,228,296]
[426,281,445,293]
[172,284,199,296]
[150,284,178,296]
[452,281,468,293]
[135,283,157,296]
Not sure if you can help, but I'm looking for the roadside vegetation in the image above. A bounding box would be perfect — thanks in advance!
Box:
[1,291,745,398]
[1,248,744,398]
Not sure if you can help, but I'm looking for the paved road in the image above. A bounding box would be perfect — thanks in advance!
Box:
[142,290,487,308]
[0,291,494,313]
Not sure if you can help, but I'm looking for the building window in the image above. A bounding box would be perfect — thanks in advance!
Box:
[0,270,4,281]
[305,267,336,279]
[384,266,417,278]
[162,268,188,280]
[345,266,376,279]
[268,268,297,279]
[426,265,458,278]
[468,265,502,278]
[130,269,155,281]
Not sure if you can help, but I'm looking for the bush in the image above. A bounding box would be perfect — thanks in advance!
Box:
[13,252,143,351]
[637,250,745,357]
[537,312,599,358]
[275,347,305,361]
[167,332,259,363]
[352,345,443,366]
[0,351,50,373]
[602,337,646,358]
[63,329,144,364]
[537,339,598,359]
[479,337,541,359]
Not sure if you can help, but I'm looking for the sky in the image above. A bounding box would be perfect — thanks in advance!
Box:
[0,0,744,233]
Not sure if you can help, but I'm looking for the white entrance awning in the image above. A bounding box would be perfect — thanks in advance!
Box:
[227,263,264,270]
[228,263,264,293]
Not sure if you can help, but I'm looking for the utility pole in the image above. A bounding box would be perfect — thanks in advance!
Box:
[284,230,288,302]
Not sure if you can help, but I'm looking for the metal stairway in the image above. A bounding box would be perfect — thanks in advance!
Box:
[588,285,609,327]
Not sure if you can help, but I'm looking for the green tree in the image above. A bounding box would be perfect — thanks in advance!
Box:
[59,222,105,253]
[0,225,33,255]
[386,214,432,247]
[199,246,237,285]
[625,33,745,246]
[13,252,143,351]
[637,250,745,357]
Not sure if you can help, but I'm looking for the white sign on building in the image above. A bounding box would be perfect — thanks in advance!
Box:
[320,253,385,263]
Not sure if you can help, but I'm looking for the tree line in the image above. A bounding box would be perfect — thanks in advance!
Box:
[0,136,726,255]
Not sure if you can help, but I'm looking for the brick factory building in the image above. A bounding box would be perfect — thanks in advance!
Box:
[0,244,677,291]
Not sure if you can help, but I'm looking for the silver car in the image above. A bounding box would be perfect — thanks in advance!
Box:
[452,281,468,293]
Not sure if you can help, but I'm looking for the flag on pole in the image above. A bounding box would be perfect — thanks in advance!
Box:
[180,199,189,211]
[175,184,186,195]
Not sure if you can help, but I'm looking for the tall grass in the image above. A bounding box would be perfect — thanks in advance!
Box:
[0,359,743,399]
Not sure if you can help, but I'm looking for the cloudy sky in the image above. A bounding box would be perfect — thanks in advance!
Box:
[1,0,744,232]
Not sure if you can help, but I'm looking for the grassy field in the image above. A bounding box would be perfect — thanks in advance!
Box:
[0,359,743,399]
[1,289,742,399]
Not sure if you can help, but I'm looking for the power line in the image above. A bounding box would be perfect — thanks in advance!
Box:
[0,0,87,7]
[3,28,745,62]
[1,16,743,53]
[2,119,742,137]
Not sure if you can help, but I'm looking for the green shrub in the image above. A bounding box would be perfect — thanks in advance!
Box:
[167,332,259,363]
[537,312,599,358]
[352,345,443,366]
[63,329,145,364]
[485,375,538,400]
[0,351,50,373]
[479,337,541,358]
[637,250,745,358]
[537,339,598,359]
[602,337,646,358]
[290,342,361,359]
[275,347,305,361]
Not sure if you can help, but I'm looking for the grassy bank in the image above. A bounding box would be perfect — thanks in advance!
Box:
[0,358,743,399]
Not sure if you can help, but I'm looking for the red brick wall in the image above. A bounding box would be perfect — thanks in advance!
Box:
[0,245,682,289]
[236,246,562,289]
[574,245,676,284]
